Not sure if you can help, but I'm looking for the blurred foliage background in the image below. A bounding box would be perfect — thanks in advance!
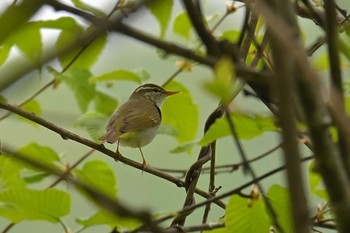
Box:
[1,0,350,233]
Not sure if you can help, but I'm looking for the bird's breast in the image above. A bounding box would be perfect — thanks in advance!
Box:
[118,125,160,148]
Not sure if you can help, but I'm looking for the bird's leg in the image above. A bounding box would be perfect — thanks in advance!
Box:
[138,147,147,170]
[114,140,122,162]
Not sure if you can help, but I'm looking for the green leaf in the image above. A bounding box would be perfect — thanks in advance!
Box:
[12,23,42,61]
[16,143,61,183]
[95,91,118,116]
[146,0,173,38]
[200,113,277,146]
[203,225,227,233]
[225,195,270,233]
[77,210,140,229]
[63,68,96,112]
[162,81,198,143]
[267,185,293,233]
[173,12,192,40]
[0,188,70,223]
[70,32,107,70]
[89,70,144,84]
[17,142,60,165]
[56,26,106,70]
[221,30,240,43]
[340,38,350,61]
[204,57,236,104]
[55,26,83,68]
[76,111,108,141]
[0,0,44,43]
[308,161,328,199]
[36,17,83,33]
[21,99,41,115]
[345,96,350,115]
[170,141,198,155]
[0,95,6,103]
[71,0,106,17]
[312,53,329,70]
[47,66,66,84]
[0,44,11,66]
[74,160,117,199]
[16,99,42,126]
[21,171,51,184]
[0,156,27,190]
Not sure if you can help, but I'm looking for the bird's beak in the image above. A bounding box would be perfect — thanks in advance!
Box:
[165,90,180,96]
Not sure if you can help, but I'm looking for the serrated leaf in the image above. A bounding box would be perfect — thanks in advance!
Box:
[76,111,108,141]
[200,113,277,146]
[95,91,118,116]
[173,12,192,40]
[89,70,143,84]
[225,195,270,233]
[146,0,173,38]
[63,68,96,112]
[71,0,106,18]
[74,160,117,199]
[267,185,293,233]
[204,57,236,104]
[77,210,140,229]
[0,188,70,223]
[162,81,198,143]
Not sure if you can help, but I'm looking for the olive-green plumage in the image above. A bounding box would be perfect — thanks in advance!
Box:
[99,83,179,167]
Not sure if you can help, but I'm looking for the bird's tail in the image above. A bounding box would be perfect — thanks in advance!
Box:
[98,130,118,144]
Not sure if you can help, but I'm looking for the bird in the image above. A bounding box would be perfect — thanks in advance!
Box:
[99,83,179,168]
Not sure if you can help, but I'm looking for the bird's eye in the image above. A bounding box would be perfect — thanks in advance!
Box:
[153,88,160,93]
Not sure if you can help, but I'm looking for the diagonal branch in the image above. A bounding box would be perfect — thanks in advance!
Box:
[0,102,225,209]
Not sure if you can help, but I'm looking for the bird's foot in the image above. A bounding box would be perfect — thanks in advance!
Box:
[141,160,147,172]
[114,150,123,162]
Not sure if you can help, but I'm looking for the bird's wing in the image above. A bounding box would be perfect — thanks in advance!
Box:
[119,101,161,133]
[99,99,161,143]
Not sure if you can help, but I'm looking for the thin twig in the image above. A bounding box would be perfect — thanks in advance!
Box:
[146,156,314,229]
[223,105,284,233]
